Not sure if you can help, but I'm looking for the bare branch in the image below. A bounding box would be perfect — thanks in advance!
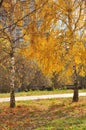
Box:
[0,0,48,32]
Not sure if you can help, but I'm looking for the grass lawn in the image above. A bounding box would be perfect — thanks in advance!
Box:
[0,97,86,130]
[0,89,86,98]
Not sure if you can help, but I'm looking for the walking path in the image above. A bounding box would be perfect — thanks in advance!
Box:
[0,93,86,102]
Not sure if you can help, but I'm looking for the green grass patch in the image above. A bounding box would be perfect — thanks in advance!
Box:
[0,97,86,130]
[0,89,86,98]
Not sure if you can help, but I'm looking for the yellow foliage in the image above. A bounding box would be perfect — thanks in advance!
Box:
[75,56,81,65]
[66,69,72,76]
[24,35,30,41]
[17,21,23,26]
[79,68,85,77]
[23,35,66,75]
[1,0,85,79]
[3,2,10,8]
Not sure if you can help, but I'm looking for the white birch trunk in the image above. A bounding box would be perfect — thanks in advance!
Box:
[10,55,15,107]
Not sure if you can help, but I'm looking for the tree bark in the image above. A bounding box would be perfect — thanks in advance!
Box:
[10,54,15,108]
[0,0,4,7]
[73,82,79,102]
[73,65,79,102]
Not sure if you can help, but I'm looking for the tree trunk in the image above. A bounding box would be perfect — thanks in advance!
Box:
[73,82,79,102]
[10,55,15,108]
[73,65,79,102]
[0,0,4,7]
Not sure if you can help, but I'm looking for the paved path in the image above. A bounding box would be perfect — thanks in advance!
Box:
[0,93,86,102]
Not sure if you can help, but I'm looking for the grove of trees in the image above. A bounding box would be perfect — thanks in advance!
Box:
[0,0,86,107]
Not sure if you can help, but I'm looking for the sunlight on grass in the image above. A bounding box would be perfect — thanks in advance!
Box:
[0,89,86,98]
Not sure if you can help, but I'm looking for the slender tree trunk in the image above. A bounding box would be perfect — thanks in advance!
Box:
[10,54,15,108]
[73,65,79,102]
[0,0,4,7]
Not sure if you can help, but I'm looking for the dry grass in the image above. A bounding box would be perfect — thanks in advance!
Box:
[0,97,86,130]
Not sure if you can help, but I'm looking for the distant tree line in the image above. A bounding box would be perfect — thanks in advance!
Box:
[0,54,86,93]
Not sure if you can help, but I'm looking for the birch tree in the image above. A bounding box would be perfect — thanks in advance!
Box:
[0,0,47,107]
[25,0,86,102]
